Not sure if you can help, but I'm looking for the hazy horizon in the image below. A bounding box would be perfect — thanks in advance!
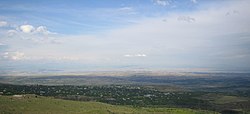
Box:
[1,0,250,75]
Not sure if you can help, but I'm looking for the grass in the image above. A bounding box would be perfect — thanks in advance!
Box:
[199,93,249,104]
[214,95,249,104]
[0,94,218,114]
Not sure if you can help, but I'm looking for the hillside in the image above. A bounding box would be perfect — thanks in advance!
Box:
[0,94,217,114]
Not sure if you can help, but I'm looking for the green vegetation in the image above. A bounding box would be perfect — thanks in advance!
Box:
[200,94,249,104]
[215,96,249,104]
[1,83,250,113]
[0,73,250,113]
[0,95,217,114]
[0,84,209,108]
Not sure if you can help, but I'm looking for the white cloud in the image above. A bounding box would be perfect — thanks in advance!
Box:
[19,25,35,33]
[1,0,250,72]
[1,51,80,61]
[0,21,8,27]
[4,24,58,44]
[19,24,54,34]
[98,0,250,69]
[3,51,25,60]
[36,26,48,34]
[24,56,79,61]
[118,7,137,15]
[191,0,197,4]
[154,0,170,6]
[7,30,18,36]
[7,32,60,44]
[118,7,133,11]
[35,26,55,35]
[124,54,147,57]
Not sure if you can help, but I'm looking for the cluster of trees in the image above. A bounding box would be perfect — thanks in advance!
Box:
[0,83,210,109]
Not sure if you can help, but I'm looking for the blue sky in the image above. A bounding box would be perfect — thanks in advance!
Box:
[0,0,205,34]
[0,0,250,75]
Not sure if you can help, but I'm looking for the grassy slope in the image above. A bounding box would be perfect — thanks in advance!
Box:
[199,93,249,104]
[214,96,248,104]
[0,95,217,114]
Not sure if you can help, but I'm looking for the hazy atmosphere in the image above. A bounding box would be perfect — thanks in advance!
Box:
[1,0,250,75]
[1,1,250,114]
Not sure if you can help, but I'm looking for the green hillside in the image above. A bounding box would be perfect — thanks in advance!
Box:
[0,95,217,114]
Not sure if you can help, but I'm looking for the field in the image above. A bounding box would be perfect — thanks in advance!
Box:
[0,94,216,114]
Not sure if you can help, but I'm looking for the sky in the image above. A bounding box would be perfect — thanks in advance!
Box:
[0,0,250,75]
